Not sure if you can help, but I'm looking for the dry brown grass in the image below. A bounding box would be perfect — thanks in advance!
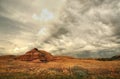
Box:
[0,57,120,79]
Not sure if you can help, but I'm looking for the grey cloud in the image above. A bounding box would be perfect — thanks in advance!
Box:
[0,15,24,34]
[0,0,40,54]
[39,0,120,58]
[60,47,120,58]
[0,0,120,58]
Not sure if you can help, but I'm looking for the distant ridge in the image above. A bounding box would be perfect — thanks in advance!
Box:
[98,55,120,61]
[110,55,120,60]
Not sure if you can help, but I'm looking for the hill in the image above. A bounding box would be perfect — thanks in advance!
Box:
[0,48,120,79]
[16,48,54,62]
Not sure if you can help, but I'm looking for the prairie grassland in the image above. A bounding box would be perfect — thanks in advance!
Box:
[0,58,120,79]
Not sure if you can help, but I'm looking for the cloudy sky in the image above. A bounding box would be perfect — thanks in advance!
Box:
[0,0,120,58]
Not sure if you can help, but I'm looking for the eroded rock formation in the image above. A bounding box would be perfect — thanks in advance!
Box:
[16,48,54,62]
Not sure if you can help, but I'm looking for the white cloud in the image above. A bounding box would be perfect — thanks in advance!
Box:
[33,8,54,22]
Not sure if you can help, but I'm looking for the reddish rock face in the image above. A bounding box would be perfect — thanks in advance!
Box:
[16,48,54,62]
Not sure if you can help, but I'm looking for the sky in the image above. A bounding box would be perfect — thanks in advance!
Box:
[0,0,120,58]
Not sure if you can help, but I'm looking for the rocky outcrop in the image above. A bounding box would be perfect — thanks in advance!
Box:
[16,48,54,62]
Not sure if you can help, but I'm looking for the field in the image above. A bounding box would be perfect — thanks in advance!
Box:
[0,56,120,79]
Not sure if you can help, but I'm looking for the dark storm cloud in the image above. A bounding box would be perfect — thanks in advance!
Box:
[62,47,120,58]
[43,27,69,44]
[0,15,24,34]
